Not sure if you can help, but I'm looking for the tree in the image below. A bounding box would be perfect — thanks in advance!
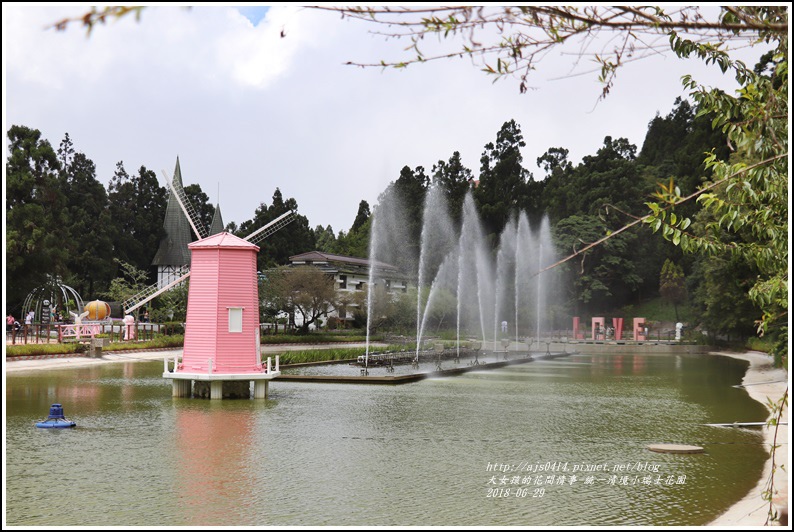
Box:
[92,5,782,360]
[689,249,760,343]
[361,282,416,334]
[646,23,788,363]
[6,125,69,310]
[57,133,115,299]
[107,162,167,276]
[377,164,430,271]
[236,188,315,269]
[101,260,151,307]
[350,200,371,232]
[258,268,290,330]
[638,97,731,220]
[183,183,215,236]
[334,200,371,257]
[537,147,574,224]
[263,265,338,334]
[569,136,645,217]
[314,224,337,253]
[432,151,472,226]
[474,119,530,239]
[553,215,642,314]
[659,259,687,321]
[149,281,189,324]
[334,217,371,259]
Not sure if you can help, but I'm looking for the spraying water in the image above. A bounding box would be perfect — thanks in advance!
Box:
[366,188,561,363]
[364,216,378,369]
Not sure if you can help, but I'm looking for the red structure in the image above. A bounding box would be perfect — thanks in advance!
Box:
[572,316,636,342]
[633,317,648,341]
[572,317,584,340]
[163,232,279,399]
[591,317,606,340]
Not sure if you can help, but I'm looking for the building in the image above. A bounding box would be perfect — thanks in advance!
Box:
[151,157,225,289]
[208,203,225,235]
[151,158,192,289]
[287,251,411,325]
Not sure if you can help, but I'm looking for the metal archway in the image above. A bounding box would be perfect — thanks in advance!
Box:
[21,276,84,323]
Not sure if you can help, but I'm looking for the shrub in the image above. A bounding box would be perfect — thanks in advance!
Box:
[273,344,403,364]
[6,343,85,357]
[5,335,185,358]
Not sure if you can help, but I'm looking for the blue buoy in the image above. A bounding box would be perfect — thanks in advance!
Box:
[35,403,76,429]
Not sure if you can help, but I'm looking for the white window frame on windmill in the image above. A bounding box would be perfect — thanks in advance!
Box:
[228,307,244,333]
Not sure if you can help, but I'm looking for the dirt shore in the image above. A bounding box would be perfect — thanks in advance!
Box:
[706,351,789,527]
[4,347,789,525]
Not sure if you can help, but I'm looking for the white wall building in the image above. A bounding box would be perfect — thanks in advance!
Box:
[288,251,411,326]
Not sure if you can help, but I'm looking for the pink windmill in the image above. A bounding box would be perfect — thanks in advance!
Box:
[124,160,295,399]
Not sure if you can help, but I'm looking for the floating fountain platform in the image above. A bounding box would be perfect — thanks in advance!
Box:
[647,444,705,454]
[35,403,76,429]
[276,350,574,385]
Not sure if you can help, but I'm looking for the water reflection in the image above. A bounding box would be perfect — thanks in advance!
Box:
[174,403,256,526]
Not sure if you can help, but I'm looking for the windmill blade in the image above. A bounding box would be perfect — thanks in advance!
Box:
[245,210,296,245]
[124,272,191,315]
[161,169,207,240]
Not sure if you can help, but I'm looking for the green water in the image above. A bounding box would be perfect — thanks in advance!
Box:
[5,352,768,526]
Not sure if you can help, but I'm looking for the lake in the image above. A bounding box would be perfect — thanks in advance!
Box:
[4,351,768,526]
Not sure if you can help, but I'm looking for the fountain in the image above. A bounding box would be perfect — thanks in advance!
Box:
[365,185,563,369]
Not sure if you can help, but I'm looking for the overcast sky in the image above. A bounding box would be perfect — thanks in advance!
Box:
[3,4,769,235]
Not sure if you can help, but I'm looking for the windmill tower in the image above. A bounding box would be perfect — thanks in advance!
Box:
[125,163,296,399]
[172,232,267,399]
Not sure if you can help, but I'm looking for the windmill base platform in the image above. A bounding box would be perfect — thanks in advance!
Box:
[162,356,280,400]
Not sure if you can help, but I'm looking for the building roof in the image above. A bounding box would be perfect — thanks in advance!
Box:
[208,204,225,235]
[189,232,260,251]
[289,251,397,270]
[151,157,193,267]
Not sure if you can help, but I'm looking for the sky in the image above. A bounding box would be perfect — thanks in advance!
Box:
[3,4,771,235]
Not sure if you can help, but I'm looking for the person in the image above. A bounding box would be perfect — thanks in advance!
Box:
[501,320,508,333]
[141,310,150,323]
[6,314,15,332]
[25,310,34,326]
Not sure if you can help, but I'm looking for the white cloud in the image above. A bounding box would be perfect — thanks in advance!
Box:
[4,5,770,236]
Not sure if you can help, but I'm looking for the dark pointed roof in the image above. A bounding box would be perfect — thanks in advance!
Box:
[208,204,225,235]
[151,157,193,267]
